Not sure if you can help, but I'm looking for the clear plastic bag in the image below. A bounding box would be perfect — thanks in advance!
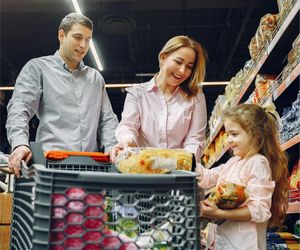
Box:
[115,147,194,174]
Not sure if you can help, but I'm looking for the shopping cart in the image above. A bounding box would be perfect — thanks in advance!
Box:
[10,143,202,250]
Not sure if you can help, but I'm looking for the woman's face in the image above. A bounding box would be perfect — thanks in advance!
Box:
[159,47,196,89]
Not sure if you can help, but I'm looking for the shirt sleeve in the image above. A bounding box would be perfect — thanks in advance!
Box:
[195,162,223,189]
[98,82,119,152]
[115,87,140,144]
[6,60,43,150]
[183,91,207,161]
[245,156,275,223]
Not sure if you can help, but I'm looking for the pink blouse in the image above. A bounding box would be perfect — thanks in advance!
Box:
[115,77,207,161]
[196,154,275,250]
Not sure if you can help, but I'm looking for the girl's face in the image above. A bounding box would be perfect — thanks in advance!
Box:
[159,47,196,89]
[224,118,252,159]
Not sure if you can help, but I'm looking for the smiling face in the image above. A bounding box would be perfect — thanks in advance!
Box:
[224,118,252,159]
[158,46,196,91]
[58,23,92,70]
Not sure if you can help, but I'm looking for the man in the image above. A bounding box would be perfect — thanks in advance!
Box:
[6,13,119,177]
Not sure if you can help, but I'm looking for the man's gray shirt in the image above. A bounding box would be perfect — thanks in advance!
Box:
[6,51,119,152]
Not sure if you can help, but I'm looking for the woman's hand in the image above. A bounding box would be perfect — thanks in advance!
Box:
[200,199,219,219]
[110,140,137,163]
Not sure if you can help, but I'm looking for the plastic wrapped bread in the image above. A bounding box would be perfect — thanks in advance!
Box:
[115,147,194,174]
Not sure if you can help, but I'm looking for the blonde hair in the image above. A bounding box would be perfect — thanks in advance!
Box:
[224,103,289,226]
[158,35,207,98]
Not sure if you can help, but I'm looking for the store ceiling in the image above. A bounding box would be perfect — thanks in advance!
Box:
[0,0,287,118]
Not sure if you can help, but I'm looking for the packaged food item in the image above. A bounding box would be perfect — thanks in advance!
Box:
[115,147,194,174]
[201,183,248,229]
[208,183,248,209]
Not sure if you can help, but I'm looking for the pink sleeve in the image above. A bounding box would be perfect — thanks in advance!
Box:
[245,156,275,223]
[183,92,207,161]
[195,162,223,189]
[115,87,140,144]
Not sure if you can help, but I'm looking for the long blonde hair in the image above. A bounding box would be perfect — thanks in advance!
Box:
[158,35,207,98]
[224,103,289,226]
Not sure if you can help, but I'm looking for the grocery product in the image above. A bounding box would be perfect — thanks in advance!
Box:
[115,147,194,174]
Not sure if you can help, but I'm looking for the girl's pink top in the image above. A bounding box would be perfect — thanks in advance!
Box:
[196,154,275,250]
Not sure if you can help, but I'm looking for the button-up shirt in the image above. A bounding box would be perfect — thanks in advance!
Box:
[6,51,118,152]
[115,77,207,161]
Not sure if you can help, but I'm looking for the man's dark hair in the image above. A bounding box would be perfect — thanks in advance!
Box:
[58,13,93,34]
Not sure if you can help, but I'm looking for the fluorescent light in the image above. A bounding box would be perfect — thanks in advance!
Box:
[105,83,138,88]
[0,82,229,91]
[0,86,14,90]
[71,0,103,71]
[201,81,229,86]
[135,73,156,77]
[71,0,82,14]
[89,41,103,71]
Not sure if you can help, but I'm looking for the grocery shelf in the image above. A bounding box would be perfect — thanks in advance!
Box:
[205,118,224,149]
[233,0,300,106]
[286,201,300,214]
[281,134,300,151]
[205,144,230,169]
[273,63,300,100]
[203,2,300,160]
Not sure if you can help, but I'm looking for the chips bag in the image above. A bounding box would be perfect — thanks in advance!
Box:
[201,183,248,229]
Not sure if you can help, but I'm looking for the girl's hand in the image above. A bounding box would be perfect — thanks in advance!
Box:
[200,199,219,218]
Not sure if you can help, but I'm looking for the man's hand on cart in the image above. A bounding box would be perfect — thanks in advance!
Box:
[8,145,32,178]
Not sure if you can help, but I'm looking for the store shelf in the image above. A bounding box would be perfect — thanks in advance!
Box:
[281,134,300,151]
[273,63,300,100]
[287,201,300,214]
[205,144,230,169]
[232,1,300,106]
[203,2,300,162]
[205,118,223,149]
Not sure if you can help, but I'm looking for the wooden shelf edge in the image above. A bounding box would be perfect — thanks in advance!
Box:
[286,201,300,214]
[281,134,300,151]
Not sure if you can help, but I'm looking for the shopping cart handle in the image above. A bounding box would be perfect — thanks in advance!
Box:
[21,160,35,178]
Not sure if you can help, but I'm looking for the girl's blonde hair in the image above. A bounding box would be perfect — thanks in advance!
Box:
[158,35,207,98]
[224,103,289,226]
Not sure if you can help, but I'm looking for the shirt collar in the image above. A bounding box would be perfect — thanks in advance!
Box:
[145,75,181,95]
[54,50,85,71]
[144,77,158,92]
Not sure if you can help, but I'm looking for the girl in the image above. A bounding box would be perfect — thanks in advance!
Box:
[111,35,207,162]
[196,103,289,250]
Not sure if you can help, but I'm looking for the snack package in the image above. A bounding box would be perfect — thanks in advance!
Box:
[208,183,248,209]
[201,183,248,229]
[115,147,194,174]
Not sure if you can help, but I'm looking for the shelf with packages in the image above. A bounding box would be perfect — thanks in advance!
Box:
[287,201,300,214]
[202,2,300,168]
[281,134,300,151]
[204,67,300,168]
[273,63,300,100]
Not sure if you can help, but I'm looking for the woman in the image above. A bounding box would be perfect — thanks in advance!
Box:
[112,35,207,162]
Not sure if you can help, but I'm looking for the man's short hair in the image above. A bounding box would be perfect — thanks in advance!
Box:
[58,13,93,34]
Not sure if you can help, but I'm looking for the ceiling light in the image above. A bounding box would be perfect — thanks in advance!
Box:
[0,81,228,91]
[135,73,156,77]
[71,0,103,71]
